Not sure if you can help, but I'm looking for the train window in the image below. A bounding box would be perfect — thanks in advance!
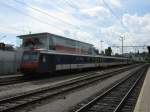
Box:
[86,57,90,63]
[93,58,95,63]
[96,58,99,63]
[75,56,84,63]
[99,58,101,62]
[90,57,92,63]
[71,56,75,63]
[22,52,39,61]
[63,55,69,64]
[39,55,46,63]
[88,57,90,63]
[56,55,71,64]
[23,55,30,61]
[81,57,84,63]
[56,55,62,64]
[103,58,106,62]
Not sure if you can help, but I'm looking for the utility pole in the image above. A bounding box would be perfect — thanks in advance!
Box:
[100,40,104,54]
[120,35,125,57]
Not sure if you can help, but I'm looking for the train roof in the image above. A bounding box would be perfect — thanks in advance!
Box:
[38,49,128,60]
[18,32,93,46]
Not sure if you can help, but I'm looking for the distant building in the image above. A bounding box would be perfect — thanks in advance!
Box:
[124,52,146,62]
[0,43,14,51]
[18,32,98,55]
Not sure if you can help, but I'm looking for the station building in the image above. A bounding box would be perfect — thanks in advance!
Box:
[18,32,98,55]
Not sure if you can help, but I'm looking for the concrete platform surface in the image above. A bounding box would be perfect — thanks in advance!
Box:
[0,74,22,79]
[134,67,150,112]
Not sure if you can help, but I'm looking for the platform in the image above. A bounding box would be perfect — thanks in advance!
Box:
[134,67,150,112]
[0,74,22,79]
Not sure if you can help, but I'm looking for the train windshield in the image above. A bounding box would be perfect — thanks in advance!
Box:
[22,52,39,61]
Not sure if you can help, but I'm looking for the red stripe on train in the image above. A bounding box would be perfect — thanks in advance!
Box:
[54,44,89,54]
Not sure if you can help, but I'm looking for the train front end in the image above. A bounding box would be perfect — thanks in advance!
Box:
[20,50,40,74]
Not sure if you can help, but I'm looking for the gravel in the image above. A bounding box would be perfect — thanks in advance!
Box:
[27,68,136,112]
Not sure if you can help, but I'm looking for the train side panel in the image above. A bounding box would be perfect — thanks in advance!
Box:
[38,53,55,73]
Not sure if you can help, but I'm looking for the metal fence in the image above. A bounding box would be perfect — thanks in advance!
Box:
[0,50,22,75]
[0,60,19,75]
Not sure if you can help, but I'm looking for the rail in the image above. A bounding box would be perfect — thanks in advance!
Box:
[0,64,138,111]
[74,65,148,112]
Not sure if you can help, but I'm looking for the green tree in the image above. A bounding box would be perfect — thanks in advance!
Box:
[101,50,104,55]
[105,47,112,56]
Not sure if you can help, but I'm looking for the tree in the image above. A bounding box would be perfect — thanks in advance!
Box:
[94,49,99,55]
[101,50,104,55]
[115,53,119,56]
[147,46,150,54]
[137,50,139,54]
[105,47,112,56]
[0,43,5,50]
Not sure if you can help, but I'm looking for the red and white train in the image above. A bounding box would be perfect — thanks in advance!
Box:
[20,49,130,75]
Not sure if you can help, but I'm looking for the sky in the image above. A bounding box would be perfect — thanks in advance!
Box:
[0,0,150,54]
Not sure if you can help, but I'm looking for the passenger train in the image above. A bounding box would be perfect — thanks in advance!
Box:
[20,49,130,75]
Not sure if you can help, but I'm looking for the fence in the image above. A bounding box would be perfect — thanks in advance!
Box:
[0,50,22,75]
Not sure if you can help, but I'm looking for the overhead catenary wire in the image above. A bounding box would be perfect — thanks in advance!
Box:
[0,1,66,31]
[102,0,144,53]
[45,0,71,14]
[58,0,100,30]
[63,0,78,9]
[0,1,98,45]
[13,0,80,30]
[102,0,130,54]
[102,0,128,30]
[0,25,29,33]
[7,0,102,32]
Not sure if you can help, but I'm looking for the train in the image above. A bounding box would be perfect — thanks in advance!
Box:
[20,49,131,75]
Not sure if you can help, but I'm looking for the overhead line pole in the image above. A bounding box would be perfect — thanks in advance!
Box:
[100,40,104,54]
[120,35,125,57]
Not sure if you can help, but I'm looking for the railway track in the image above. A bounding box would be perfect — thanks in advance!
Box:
[73,65,148,112]
[0,75,24,86]
[0,65,136,86]
[0,65,138,112]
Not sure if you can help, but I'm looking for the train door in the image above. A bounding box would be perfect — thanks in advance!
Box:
[39,53,55,73]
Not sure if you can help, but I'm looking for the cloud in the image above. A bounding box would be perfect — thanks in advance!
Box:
[123,14,150,34]
[108,0,122,7]
[99,13,150,53]
[81,6,110,18]
[0,0,149,53]
[74,31,104,51]
[75,31,92,42]
[122,13,150,44]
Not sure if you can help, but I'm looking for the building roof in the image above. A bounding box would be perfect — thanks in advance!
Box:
[17,32,93,46]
